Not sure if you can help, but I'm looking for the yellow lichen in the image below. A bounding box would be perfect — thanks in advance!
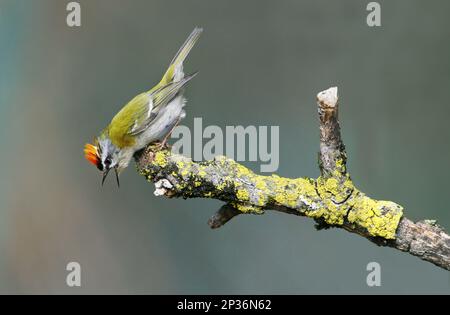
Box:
[153,151,168,168]
[232,202,264,214]
[216,182,226,191]
[255,178,267,191]
[347,195,403,239]
[324,177,339,192]
[236,189,250,201]
[141,151,403,240]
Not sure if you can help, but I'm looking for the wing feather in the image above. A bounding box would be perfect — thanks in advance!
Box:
[128,72,197,135]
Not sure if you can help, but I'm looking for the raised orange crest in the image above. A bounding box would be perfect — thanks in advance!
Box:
[84,143,100,168]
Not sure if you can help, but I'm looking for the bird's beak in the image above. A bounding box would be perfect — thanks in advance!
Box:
[101,168,110,186]
[114,167,120,188]
[101,167,120,187]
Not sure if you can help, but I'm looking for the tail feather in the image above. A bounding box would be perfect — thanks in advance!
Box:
[170,27,203,67]
[159,27,203,86]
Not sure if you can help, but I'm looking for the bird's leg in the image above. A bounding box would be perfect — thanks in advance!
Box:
[161,118,182,147]
[155,118,182,150]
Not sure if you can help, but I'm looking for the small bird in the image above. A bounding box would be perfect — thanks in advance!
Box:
[84,27,203,186]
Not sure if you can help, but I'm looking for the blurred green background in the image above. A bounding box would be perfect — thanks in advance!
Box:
[0,0,449,294]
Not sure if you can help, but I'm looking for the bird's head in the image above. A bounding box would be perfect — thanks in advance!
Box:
[84,137,121,187]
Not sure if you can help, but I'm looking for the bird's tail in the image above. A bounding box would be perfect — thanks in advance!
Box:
[158,27,203,87]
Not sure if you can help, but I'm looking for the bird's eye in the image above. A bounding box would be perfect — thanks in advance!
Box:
[104,157,112,167]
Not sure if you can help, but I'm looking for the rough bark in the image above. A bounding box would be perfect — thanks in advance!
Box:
[135,87,450,271]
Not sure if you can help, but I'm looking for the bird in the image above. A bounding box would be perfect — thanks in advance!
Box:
[84,27,203,187]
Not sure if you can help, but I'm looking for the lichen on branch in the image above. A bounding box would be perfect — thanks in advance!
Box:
[134,86,449,271]
[136,149,403,240]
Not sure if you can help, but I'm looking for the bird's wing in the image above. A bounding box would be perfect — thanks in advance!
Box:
[108,91,152,147]
[127,72,197,135]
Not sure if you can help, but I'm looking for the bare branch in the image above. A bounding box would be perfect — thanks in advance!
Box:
[208,204,241,229]
[394,218,450,270]
[135,87,450,271]
[317,87,347,177]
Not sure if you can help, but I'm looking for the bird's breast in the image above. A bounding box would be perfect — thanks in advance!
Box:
[135,95,186,149]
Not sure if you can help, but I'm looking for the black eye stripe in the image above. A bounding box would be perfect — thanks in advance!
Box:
[96,141,102,155]
[96,160,104,171]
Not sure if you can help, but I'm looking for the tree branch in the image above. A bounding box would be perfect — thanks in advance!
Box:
[135,87,450,271]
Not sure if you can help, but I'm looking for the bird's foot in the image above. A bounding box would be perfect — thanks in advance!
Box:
[151,140,171,152]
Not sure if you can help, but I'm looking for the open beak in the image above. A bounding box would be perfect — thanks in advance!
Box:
[101,167,120,187]
[101,168,110,186]
[114,167,120,188]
